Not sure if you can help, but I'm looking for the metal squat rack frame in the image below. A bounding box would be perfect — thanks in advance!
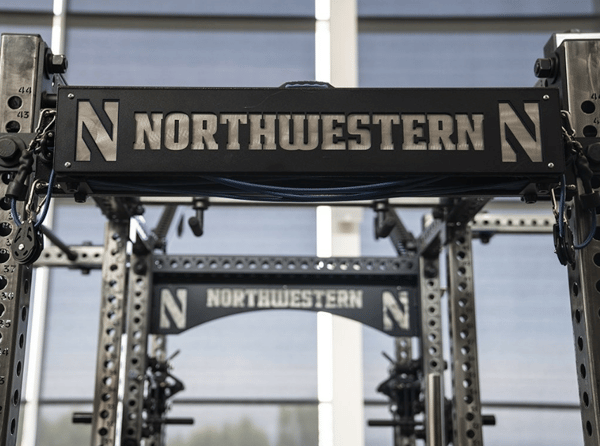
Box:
[0,31,599,446]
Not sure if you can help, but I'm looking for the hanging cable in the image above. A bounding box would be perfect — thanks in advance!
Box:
[557,174,596,250]
[574,209,597,249]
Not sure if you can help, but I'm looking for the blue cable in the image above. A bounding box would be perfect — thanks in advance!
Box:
[10,198,22,227]
[558,175,566,239]
[558,174,596,249]
[205,176,413,194]
[574,210,597,249]
[87,176,529,203]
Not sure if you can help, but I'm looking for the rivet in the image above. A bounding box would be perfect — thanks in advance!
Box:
[548,162,555,168]
[543,94,550,100]
[67,93,74,99]
[64,162,71,168]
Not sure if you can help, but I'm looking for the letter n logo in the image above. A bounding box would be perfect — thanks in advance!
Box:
[159,288,187,330]
[382,290,410,332]
[499,102,542,163]
[76,100,119,162]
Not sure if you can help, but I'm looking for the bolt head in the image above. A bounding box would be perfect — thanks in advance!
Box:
[133,261,147,275]
[0,138,19,161]
[548,162,555,169]
[18,244,24,251]
[64,162,71,168]
[534,58,556,78]
[587,142,600,164]
[47,54,68,74]
[67,93,74,99]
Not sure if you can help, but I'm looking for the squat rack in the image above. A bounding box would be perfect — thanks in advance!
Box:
[0,31,598,446]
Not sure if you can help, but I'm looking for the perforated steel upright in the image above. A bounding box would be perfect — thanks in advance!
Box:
[546,33,600,446]
[146,334,167,446]
[120,241,153,446]
[91,221,130,446]
[0,34,47,446]
[447,227,483,446]
[538,33,600,446]
[394,337,415,446]
[418,224,445,446]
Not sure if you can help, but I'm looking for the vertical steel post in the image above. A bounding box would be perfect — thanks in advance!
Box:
[120,240,152,446]
[91,220,130,446]
[546,34,600,446]
[393,337,415,446]
[146,335,167,446]
[447,227,484,446]
[418,254,445,446]
[568,187,600,445]
[0,181,32,446]
[0,33,47,446]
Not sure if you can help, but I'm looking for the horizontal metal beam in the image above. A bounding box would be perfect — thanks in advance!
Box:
[139,196,442,207]
[0,11,597,34]
[445,197,490,226]
[33,211,553,270]
[34,245,103,269]
[153,255,417,278]
[32,398,581,410]
[472,213,553,234]
[152,255,420,336]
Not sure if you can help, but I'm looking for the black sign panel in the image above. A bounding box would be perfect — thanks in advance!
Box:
[55,87,563,178]
[151,284,420,337]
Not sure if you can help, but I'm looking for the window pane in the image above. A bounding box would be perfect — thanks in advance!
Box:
[65,28,314,87]
[482,408,582,446]
[170,312,317,399]
[2,1,52,12]
[40,270,101,399]
[36,403,318,445]
[360,33,549,87]
[167,404,318,446]
[167,206,316,256]
[475,235,578,404]
[358,0,593,17]
[69,0,313,16]
[37,405,93,446]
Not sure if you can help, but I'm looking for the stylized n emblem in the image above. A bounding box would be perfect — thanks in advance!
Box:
[159,288,187,330]
[76,100,119,162]
[499,102,542,163]
[382,291,410,331]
